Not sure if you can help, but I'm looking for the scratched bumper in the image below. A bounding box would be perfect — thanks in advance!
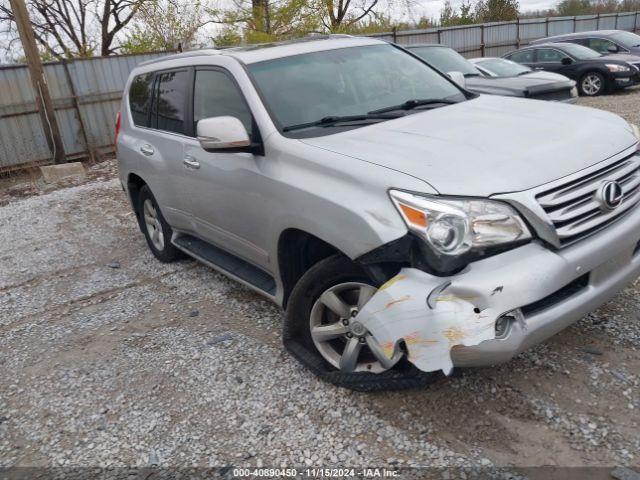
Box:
[357,203,640,373]
[451,206,640,367]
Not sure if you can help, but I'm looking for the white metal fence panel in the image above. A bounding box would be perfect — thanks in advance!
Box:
[0,52,166,170]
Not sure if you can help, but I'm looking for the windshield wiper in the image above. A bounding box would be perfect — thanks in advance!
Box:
[368,98,458,115]
[283,113,401,132]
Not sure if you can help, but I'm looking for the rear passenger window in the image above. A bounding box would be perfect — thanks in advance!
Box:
[193,69,253,136]
[152,70,189,134]
[507,50,534,63]
[129,73,153,127]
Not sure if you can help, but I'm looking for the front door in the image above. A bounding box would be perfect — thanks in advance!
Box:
[182,67,272,270]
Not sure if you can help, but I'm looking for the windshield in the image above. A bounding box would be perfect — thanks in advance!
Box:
[560,43,602,60]
[476,58,531,76]
[611,31,640,48]
[409,46,480,76]
[247,44,466,134]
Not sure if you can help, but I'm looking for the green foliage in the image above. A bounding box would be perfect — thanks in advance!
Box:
[440,0,476,26]
[120,0,206,54]
[475,0,520,22]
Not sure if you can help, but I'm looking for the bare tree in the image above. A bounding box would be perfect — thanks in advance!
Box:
[0,0,143,59]
[318,0,380,31]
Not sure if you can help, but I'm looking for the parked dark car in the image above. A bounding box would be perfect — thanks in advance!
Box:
[405,44,577,102]
[530,29,640,56]
[503,42,639,96]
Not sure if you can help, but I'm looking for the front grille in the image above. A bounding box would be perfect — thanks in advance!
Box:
[536,154,640,246]
[529,88,572,101]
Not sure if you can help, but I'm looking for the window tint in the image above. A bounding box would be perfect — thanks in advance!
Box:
[536,48,566,62]
[506,50,534,63]
[193,70,252,135]
[587,37,617,53]
[129,73,153,127]
[152,70,188,134]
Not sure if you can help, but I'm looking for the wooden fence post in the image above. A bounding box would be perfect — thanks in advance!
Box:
[8,0,66,164]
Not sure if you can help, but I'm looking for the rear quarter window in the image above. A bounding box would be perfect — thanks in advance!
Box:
[129,73,153,127]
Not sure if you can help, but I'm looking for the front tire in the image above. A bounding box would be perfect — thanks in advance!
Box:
[283,255,434,391]
[579,71,605,96]
[138,185,183,263]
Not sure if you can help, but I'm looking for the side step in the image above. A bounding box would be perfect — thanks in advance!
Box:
[173,234,276,295]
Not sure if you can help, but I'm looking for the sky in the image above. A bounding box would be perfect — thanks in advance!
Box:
[404,0,559,21]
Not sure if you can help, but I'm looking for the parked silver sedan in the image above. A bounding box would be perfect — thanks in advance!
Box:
[469,56,578,102]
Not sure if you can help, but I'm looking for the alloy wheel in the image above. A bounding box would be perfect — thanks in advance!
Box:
[143,199,165,250]
[309,282,402,373]
[582,74,602,96]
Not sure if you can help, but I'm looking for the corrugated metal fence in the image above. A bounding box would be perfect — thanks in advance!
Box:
[0,52,165,171]
[1,11,640,170]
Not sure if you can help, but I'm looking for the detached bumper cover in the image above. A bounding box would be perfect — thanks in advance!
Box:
[356,204,640,373]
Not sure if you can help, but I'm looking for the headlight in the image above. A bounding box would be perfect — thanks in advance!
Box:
[390,190,531,257]
[606,64,631,73]
[631,123,640,141]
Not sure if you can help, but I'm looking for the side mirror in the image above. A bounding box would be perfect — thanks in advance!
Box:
[561,57,573,65]
[607,45,619,53]
[197,116,250,151]
[447,71,466,88]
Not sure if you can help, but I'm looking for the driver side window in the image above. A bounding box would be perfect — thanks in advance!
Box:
[193,69,253,137]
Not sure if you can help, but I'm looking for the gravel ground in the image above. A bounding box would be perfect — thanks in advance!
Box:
[1,90,640,476]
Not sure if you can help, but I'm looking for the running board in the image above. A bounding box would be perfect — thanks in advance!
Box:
[173,234,276,295]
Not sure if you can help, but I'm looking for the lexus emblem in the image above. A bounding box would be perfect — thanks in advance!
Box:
[596,181,624,211]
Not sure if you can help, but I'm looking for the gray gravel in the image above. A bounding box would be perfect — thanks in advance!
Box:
[1,90,640,472]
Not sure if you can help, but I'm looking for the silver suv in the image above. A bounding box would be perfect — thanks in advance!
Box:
[117,36,640,390]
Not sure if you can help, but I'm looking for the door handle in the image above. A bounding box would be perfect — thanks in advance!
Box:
[183,156,200,170]
[140,144,154,156]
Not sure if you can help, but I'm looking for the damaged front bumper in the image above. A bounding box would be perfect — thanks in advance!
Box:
[356,204,640,374]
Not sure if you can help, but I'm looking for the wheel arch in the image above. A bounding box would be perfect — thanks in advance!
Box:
[277,228,347,309]
[127,172,147,225]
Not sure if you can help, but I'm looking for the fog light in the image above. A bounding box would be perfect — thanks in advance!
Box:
[494,309,523,338]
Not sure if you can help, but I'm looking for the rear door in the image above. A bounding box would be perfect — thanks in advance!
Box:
[505,49,535,69]
[533,47,570,74]
[143,68,194,232]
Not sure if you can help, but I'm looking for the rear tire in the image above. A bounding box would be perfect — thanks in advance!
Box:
[283,254,434,391]
[138,185,183,263]
[579,71,605,96]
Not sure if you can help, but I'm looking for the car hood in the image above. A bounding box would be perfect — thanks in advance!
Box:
[600,52,640,63]
[467,72,573,95]
[300,95,636,197]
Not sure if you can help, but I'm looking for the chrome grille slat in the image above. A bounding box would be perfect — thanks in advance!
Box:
[536,154,640,246]
[538,160,638,208]
[554,188,640,239]
[547,174,640,224]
